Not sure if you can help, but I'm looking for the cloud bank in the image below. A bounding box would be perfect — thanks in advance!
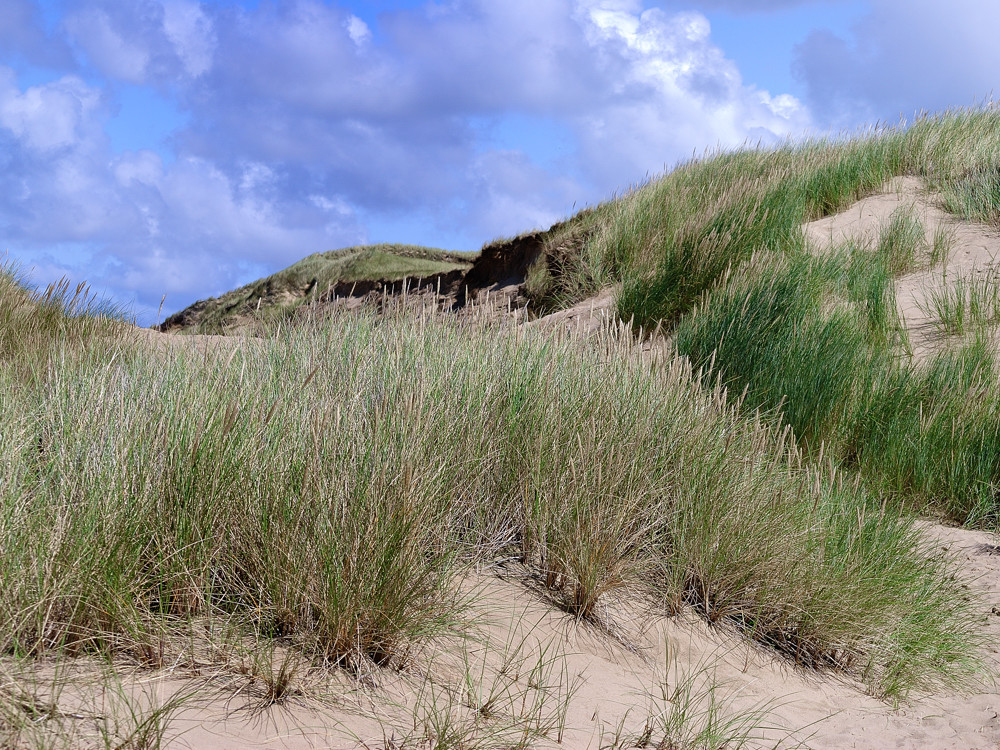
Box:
[794,0,1000,128]
[4,0,814,321]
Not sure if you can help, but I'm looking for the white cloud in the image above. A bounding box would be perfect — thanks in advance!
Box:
[63,0,217,86]
[345,15,372,46]
[65,8,151,84]
[0,63,364,319]
[162,0,216,77]
[114,150,164,187]
[0,69,104,152]
[182,0,808,204]
[568,4,809,185]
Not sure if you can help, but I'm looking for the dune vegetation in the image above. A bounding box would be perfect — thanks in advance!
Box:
[522,108,1000,526]
[3,108,1000,746]
[158,243,476,334]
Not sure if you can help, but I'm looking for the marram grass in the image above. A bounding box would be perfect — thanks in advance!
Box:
[521,107,1000,526]
[528,107,1000,333]
[0,274,985,702]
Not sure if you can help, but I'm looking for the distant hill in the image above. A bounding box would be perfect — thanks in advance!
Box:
[158,244,476,333]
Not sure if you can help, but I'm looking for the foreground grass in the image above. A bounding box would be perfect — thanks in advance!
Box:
[0,270,985,707]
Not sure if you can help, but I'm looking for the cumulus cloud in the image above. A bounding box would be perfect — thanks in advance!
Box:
[64,0,215,84]
[0,70,103,153]
[345,15,372,47]
[162,0,216,77]
[65,8,152,84]
[0,64,364,320]
[176,0,807,225]
[794,0,1000,128]
[569,3,810,185]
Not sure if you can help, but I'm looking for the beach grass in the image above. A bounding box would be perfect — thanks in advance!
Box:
[0,268,985,707]
[507,108,1000,526]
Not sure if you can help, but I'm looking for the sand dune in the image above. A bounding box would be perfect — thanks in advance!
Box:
[11,181,1000,748]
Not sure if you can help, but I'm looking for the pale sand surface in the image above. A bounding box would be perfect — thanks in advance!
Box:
[9,523,999,750]
[525,287,618,335]
[804,175,1000,363]
[131,325,259,356]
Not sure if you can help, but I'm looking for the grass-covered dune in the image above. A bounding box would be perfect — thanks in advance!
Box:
[159,243,476,334]
[521,109,1000,320]
[5,109,1000,745]
[516,108,1000,525]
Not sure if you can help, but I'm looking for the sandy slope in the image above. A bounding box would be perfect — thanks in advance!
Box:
[14,529,999,750]
[804,176,1000,362]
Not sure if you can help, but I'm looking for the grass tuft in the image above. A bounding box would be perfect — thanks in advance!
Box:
[0,300,984,701]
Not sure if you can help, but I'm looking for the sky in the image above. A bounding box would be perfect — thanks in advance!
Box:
[1,0,998,324]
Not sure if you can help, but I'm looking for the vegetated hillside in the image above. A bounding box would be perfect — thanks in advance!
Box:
[160,109,1000,527]
[514,108,1000,526]
[512,111,1000,321]
[158,243,476,333]
[0,260,984,734]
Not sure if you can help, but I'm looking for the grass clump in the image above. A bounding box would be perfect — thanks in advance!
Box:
[919,271,1000,336]
[601,133,904,330]
[0,660,195,750]
[384,625,580,749]
[0,294,984,702]
[875,205,927,275]
[605,643,791,750]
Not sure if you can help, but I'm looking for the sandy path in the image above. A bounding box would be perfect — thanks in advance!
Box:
[12,525,999,750]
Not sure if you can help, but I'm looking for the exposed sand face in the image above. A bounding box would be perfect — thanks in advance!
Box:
[10,539,1000,750]
[525,288,618,335]
[804,176,1000,363]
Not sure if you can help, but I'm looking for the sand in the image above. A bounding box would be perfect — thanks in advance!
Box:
[804,175,1000,363]
[9,525,999,749]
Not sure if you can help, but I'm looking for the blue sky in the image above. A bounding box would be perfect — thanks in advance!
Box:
[1,0,997,324]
